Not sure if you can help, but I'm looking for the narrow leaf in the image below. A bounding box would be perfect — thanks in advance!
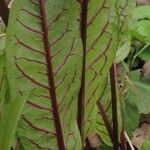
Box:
[77,0,119,140]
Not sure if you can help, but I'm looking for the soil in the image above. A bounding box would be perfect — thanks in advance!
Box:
[132,114,150,149]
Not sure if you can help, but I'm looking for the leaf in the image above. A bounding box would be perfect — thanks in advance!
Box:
[115,0,135,63]
[96,76,123,146]
[141,139,150,150]
[79,0,119,139]
[96,0,135,146]
[116,41,131,63]
[121,92,140,137]
[139,45,150,61]
[3,0,121,149]
[132,6,150,20]
[0,95,28,150]
[98,144,113,150]
[0,34,6,54]
[0,30,7,118]
[0,54,9,117]
[127,70,150,114]
[4,0,82,149]
[130,6,150,43]
[0,22,6,34]
[96,78,113,146]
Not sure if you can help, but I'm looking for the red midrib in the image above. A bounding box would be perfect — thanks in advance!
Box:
[39,0,66,149]
[77,0,88,141]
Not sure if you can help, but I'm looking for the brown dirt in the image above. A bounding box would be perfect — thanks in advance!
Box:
[132,123,150,149]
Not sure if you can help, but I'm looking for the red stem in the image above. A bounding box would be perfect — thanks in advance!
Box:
[110,62,119,150]
[121,129,127,150]
[77,0,88,142]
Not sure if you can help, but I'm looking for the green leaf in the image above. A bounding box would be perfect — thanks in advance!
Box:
[0,95,28,150]
[135,20,150,41]
[130,6,150,43]
[115,0,135,63]
[0,54,7,117]
[139,45,150,61]
[79,0,119,139]
[121,92,140,137]
[116,41,131,63]
[4,0,82,149]
[0,34,6,54]
[1,0,129,149]
[120,70,150,136]
[127,70,150,114]
[0,30,7,117]
[96,78,113,146]
[0,22,6,34]
[141,139,150,150]
[96,0,135,145]
[98,144,113,150]
[2,0,121,148]
[132,6,150,20]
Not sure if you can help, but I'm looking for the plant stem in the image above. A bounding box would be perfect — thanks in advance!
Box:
[110,62,119,150]
[0,0,9,26]
[0,33,6,37]
[77,0,88,143]
[124,131,135,150]
[134,43,150,60]
[121,129,127,150]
